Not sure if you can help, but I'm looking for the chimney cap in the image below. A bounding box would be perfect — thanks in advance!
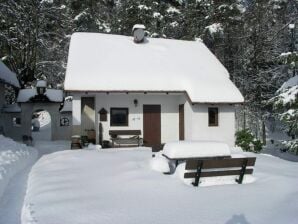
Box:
[132,24,146,31]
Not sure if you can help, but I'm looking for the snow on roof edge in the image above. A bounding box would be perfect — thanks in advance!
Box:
[0,61,20,88]
[65,89,244,103]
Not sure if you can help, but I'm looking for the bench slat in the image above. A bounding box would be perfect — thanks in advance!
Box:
[185,157,256,170]
[109,130,141,135]
[113,138,140,144]
[184,169,254,179]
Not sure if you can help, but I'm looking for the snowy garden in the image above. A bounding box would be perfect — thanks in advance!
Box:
[0,1,298,224]
[0,136,297,224]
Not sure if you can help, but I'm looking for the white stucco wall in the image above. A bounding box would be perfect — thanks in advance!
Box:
[184,101,236,147]
[2,103,72,142]
[72,94,81,126]
[71,92,236,147]
[94,93,184,143]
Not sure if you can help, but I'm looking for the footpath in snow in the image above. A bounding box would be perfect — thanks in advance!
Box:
[0,135,38,224]
[0,134,70,224]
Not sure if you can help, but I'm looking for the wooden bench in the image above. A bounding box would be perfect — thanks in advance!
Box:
[184,157,256,186]
[109,130,142,147]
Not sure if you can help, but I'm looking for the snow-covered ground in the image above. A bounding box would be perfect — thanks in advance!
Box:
[0,135,69,224]
[22,148,298,224]
[0,136,38,200]
[0,136,38,224]
[1,134,298,224]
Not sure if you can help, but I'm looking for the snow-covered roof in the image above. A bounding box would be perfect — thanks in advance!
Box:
[2,103,21,113]
[65,33,244,103]
[36,80,47,88]
[17,88,63,103]
[60,96,72,113]
[0,60,20,88]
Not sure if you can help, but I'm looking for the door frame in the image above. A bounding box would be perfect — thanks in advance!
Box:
[179,104,185,140]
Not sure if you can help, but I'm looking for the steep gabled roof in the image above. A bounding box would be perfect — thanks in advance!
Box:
[65,32,244,103]
[0,60,20,88]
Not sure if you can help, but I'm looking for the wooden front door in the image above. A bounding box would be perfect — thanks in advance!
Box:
[179,104,185,140]
[143,105,161,148]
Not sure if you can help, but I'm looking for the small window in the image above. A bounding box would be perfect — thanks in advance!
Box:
[208,107,218,127]
[110,108,129,126]
[13,117,21,127]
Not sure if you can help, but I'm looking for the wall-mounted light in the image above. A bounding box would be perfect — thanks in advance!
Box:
[133,99,138,107]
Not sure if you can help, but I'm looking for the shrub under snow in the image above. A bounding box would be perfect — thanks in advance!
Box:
[0,135,38,200]
[150,154,170,173]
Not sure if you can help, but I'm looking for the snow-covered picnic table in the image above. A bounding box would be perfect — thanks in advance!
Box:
[162,141,232,166]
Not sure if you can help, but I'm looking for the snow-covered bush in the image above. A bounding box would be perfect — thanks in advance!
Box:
[269,75,298,153]
[282,139,298,154]
[150,155,170,173]
[235,129,263,153]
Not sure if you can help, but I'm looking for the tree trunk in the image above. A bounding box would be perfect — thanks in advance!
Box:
[262,120,266,145]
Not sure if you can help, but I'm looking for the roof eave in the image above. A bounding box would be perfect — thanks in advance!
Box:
[65,89,244,104]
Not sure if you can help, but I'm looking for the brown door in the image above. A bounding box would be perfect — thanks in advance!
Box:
[143,105,161,148]
[179,104,185,140]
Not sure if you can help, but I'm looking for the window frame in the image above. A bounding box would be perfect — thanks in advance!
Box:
[110,107,129,127]
[208,107,219,127]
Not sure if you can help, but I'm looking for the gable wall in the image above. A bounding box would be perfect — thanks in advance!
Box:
[184,101,236,147]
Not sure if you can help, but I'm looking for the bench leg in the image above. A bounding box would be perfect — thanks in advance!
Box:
[236,159,248,184]
[192,161,203,187]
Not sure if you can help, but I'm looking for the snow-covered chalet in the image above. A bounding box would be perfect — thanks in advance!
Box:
[64,26,244,149]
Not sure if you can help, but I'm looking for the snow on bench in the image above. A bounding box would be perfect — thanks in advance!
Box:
[162,141,231,160]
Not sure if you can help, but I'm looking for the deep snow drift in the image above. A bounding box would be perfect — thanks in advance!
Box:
[0,135,38,201]
[22,148,298,224]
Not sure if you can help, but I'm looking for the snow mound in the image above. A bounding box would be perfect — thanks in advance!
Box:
[230,146,244,154]
[163,141,231,159]
[0,135,38,200]
[87,144,102,150]
[150,155,170,173]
